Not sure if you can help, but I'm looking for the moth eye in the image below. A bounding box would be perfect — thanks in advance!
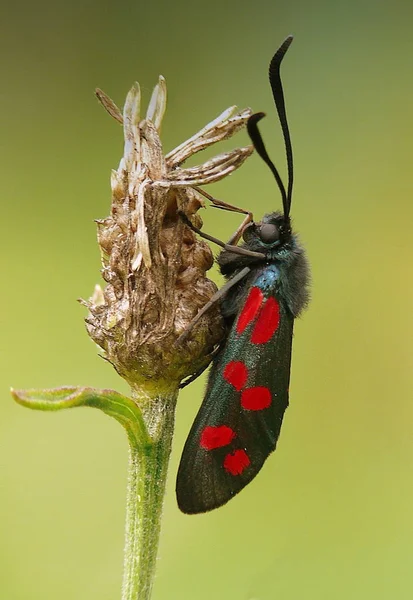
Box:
[260,223,279,244]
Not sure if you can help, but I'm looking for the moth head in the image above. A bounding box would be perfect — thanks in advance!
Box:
[243,212,291,248]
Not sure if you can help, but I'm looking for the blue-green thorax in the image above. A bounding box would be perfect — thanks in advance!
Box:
[217,211,310,320]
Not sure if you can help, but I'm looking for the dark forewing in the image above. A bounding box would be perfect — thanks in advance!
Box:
[176,270,294,513]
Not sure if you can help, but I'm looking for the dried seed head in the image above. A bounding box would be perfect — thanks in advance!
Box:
[83,77,253,391]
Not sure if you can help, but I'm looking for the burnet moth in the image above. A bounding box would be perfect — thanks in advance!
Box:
[176,36,310,514]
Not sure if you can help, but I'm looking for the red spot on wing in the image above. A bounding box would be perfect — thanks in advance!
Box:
[223,361,248,391]
[251,297,280,344]
[241,387,272,410]
[200,425,236,450]
[223,449,251,475]
[236,287,263,334]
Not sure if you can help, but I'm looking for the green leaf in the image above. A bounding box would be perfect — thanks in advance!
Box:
[11,386,150,447]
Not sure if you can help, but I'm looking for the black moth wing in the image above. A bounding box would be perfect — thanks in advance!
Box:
[176,275,294,514]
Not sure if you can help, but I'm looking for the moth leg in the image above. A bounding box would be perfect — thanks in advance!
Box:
[178,360,211,389]
[176,266,251,345]
[194,186,253,245]
[178,211,264,259]
[179,345,221,389]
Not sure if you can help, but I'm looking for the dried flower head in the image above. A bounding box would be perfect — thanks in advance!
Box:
[82,77,253,392]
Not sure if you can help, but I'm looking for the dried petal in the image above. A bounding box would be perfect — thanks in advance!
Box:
[166,146,253,186]
[146,75,167,132]
[166,107,252,167]
[95,88,123,124]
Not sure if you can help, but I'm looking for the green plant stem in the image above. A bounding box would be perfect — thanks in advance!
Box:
[121,388,178,600]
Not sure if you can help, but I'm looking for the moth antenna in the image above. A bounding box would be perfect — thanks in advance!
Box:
[269,35,294,217]
[247,113,288,217]
[247,36,294,220]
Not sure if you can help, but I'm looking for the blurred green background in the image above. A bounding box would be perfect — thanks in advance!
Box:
[1,0,412,598]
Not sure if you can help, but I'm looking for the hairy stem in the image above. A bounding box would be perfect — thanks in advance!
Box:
[121,387,178,600]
